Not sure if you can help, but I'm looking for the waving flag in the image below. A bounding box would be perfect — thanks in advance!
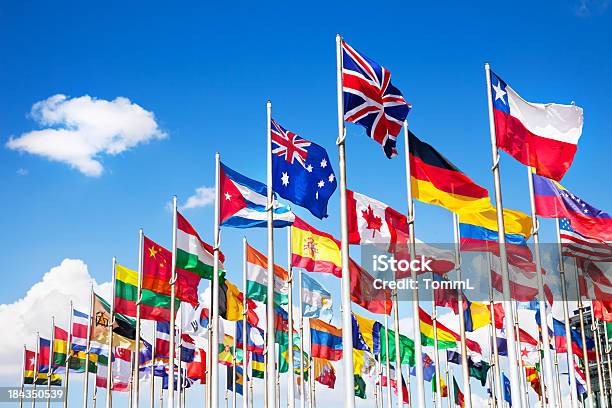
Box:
[271,119,337,219]
[310,319,343,361]
[552,318,596,360]
[252,352,265,379]
[186,348,207,383]
[446,351,491,386]
[459,222,532,261]
[490,71,583,181]
[236,320,265,354]
[419,308,482,354]
[349,257,392,315]
[459,207,533,238]
[176,211,224,280]
[246,243,289,305]
[220,162,294,228]
[155,322,170,362]
[534,174,612,241]
[353,313,382,355]
[301,272,333,320]
[341,39,410,158]
[313,357,336,388]
[227,365,244,395]
[291,217,342,277]
[453,376,465,408]
[71,309,89,352]
[559,218,612,261]
[379,327,415,366]
[23,349,35,384]
[218,335,234,366]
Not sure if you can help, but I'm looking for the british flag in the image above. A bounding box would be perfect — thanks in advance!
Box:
[271,119,311,166]
[341,40,410,158]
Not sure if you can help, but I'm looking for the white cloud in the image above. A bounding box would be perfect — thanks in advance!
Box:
[181,186,216,210]
[16,168,28,176]
[6,94,166,176]
[0,259,111,383]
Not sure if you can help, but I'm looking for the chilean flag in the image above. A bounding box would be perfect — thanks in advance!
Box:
[490,71,583,181]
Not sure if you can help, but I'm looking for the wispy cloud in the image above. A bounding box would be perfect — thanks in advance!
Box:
[16,168,28,176]
[575,0,608,17]
[180,186,216,210]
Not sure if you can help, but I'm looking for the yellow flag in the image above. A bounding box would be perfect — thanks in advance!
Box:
[458,207,532,238]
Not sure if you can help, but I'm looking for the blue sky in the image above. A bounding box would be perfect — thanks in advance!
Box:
[0,0,610,404]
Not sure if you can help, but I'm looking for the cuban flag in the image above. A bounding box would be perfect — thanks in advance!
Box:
[220,162,295,228]
[271,119,336,219]
[490,70,583,181]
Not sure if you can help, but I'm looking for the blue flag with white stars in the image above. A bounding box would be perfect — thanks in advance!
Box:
[271,118,337,219]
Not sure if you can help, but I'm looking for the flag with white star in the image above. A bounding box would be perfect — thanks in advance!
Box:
[271,119,337,219]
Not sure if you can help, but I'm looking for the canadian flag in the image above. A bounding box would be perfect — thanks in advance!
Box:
[347,189,408,249]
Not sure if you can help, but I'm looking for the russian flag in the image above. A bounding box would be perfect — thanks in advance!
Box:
[490,71,583,181]
[310,318,343,361]
[552,318,596,360]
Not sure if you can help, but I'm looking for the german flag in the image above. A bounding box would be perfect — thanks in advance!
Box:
[409,131,490,213]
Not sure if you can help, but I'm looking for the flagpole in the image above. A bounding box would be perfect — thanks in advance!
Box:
[298,268,306,408]
[83,285,94,408]
[511,303,529,408]
[401,117,426,408]
[383,314,392,408]
[150,323,156,408]
[265,100,278,408]
[591,314,606,408]
[392,293,404,408]
[552,351,563,408]
[526,167,555,408]
[177,309,183,408]
[287,225,296,408]
[452,212,472,408]
[241,237,249,408]
[429,277,442,408]
[486,252,503,408]
[572,257,594,408]
[232,335,237,408]
[19,344,26,408]
[604,320,612,405]
[484,62,523,407]
[64,302,73,408]
[554,219,579,408]
[133,229,144,408]
[334,33,356,408]
[168,195,179,408]
[33,332,39,408]
[106,257,117,408]
[47,315,55,408]
[308,338,313,408]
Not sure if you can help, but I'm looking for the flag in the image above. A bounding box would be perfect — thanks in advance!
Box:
[552,318,596,359]
[218,334,234,366]
[379,327,415,366]
[219,278,256,323]
[95,347,109,389]
[176,211,223,280]
[347,189,408,251]
[419,308,482,354]
[458,207,533,238]
[313,357,336,388]
[91,293,135,350]
[446,350,491,386]
[155,322,170,362]
[559,218,612,261]
[525,366,542,396]
[349,257,392,315]
[465,301,491,332]
[24,349,35,384]
[353,313,382,355]
[52,326,69,370]
[114,263,177,322]
[453,376,465,408]
[413,353,436,382]
[246,243,289,305]
[432,373,448,397]
[301,272,333,321]
[179,334,196,363]
[236,320,265,354]
[341,39,410,158]
[180,303,210,340]
[354,374,367,399]
[110,347,132,392]
[71,309,89,352]
[252,352,265,379]
[408,130,490,213]
[310,318,342,361]
[162,366,193,390]
[220,162,295,228]
[291,217,342,277]
[142,235,208,306]
[459,222,532,261]
[37,337,51,375]
[490,254,554,304]
[271,118,337,219]
[489,70,583,181]
[186,348,206,383]
[533,173,612,241]
[503,373,512,406]
[227,365,244,395]
[575,365,587,396]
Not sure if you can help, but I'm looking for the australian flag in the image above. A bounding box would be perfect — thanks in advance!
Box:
[271,118,336,219]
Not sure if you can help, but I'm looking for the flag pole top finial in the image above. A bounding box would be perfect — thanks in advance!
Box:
[485,62,491,69]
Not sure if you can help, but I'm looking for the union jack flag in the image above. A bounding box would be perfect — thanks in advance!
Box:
[271,119,311,167]
[341,40,410,158]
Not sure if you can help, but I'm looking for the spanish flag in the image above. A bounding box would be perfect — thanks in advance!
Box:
[291,217,342,278]
[409,131,490,213]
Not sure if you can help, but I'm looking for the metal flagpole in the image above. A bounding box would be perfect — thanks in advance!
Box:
[383,313,392,408]
[128,351,134,408]
[334,34,356,408]
[401,118,426,408]
[572,257,594,408]
[233,335,237,408]
[150,324,155,408]
[310,356,316,408]
[429,279,442,408]
[604,321,612,405]
[445,356,451,408]
[83,286,94,408]
[19,344,26,408]
[211,151,222,408]
[265,100,277,408]
[64,302,73,408]
[484,62,523,407]
[106,258,117,408]
[168,196,178,408]
[392,293,404,408]
[177,309,183,408]
[592,316,606,408]
[242,237,249,408]
[298,268,306,408]
[308,344,313,408]
[47,316,55,408]
[553,351,563,408]
[512,303,529,408]
[486,253,503,408]
[526,166,555,408]
[134,229,144,408]
[555,219,579,408]
[452,213,472,408]
[287,226,295,408]
[33,332,39,408]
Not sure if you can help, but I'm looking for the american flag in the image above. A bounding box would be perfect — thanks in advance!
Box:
[559,218,612,261]
[341,40,410,158]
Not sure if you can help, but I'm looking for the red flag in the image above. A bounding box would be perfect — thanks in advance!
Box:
[349,258,392,315]
[493,303,505,330]
[186,348,207,383]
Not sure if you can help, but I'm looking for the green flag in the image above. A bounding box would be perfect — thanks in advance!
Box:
[354,374,367,399]
[379,327,415,366]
